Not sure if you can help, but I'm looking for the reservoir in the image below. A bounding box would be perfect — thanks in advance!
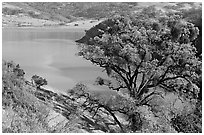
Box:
[2,27,109,94]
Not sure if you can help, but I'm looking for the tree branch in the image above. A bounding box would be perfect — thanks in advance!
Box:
[72,89,125,132]
[131,54,145,90]
[111,66,131,92]
[158,66,171,83]
[139,91,164,105]
[137,72,156,98]
[138,72,145,91]
[160,75,188,84]
[159,83,177,93]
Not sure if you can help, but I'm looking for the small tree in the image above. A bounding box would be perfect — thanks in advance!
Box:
[13,64,25,78]
[76,14,201,132]
[31,75,47,88]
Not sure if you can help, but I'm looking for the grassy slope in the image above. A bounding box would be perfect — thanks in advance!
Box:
[2,60,51,132]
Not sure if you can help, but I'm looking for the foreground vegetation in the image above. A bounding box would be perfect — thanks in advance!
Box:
[2,60,50,132]
[2,58,202,133]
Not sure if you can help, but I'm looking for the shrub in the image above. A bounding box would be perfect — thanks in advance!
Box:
[31,75,48,88]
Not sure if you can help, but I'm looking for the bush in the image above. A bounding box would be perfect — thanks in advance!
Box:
[27,11,40,18]
[2,7,23,15]
[31,75,48,88]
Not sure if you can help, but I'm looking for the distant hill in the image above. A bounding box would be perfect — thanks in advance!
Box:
[3,2,201,21]
[3,2,138,23]
[2,2,201,28]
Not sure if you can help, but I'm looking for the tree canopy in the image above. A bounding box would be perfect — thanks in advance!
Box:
[76,14,201,101]
[75,12,201,132]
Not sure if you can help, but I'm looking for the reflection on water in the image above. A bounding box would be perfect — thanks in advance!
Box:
[2,27,108,93]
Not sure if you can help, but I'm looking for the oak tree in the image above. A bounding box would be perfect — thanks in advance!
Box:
[75,14,201,132]
[76,14,200,101]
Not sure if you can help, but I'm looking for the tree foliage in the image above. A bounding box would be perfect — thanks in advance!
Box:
[76,13,201,132]
[77,14,201,101]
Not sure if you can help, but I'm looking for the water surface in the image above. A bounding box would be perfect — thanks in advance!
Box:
[2,27,109,93]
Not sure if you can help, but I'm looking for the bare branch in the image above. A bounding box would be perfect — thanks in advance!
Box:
[158,66,171,84]
[160,75,188,84]
[111,66,131,92]
[159,83,177,93]
[137,72,155,98]
[138,72,145,92]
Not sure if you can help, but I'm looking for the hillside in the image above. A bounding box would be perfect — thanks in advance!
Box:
[2,2,136,27]
[2,60,104,133]
[2,2,201,27]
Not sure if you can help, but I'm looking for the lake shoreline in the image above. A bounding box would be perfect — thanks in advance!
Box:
[2,19,104,31]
